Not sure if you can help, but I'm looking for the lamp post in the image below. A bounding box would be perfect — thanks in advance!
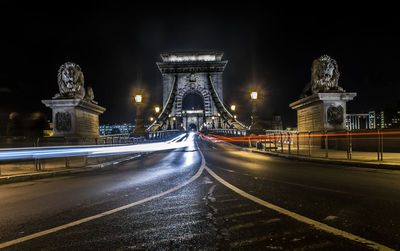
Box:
[250,90,263,134]
[231,104,237,122]
[133,94,145,136]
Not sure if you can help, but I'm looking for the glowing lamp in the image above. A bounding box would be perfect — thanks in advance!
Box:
[154,106,160,113]
[230,104,236,111]
[250,91,258,100]
[134,94,143,104]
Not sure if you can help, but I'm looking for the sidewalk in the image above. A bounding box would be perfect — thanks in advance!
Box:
[227,142,400,170]
[0,154,141,185]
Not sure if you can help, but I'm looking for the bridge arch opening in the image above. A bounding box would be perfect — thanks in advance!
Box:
[182,92,204,111]
[188,123,197,131]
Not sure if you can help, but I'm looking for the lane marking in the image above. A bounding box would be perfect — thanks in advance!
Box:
[205,166,394,251]
[196,140,395,251]
[0,141,206,249]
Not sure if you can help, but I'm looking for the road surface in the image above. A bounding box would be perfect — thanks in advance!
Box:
[0,133,399,250]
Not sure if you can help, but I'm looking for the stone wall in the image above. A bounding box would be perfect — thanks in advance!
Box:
[297,103,324,132]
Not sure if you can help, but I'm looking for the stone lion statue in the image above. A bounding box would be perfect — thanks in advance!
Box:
[301,55,344,98]
[54,62,96,102]
[56,62,85,99]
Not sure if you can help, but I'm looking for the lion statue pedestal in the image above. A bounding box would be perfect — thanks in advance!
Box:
[290,55,357,133]
[290,93,356,132]
[41,62,106,143]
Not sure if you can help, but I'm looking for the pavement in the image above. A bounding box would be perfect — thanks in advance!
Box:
[0,133,399,250]
[230,142,400,170]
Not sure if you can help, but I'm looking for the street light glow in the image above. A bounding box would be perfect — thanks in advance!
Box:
[231,104,236,111]
[250,91,258,100]
[134,94,143,104]
[154,106,160,113]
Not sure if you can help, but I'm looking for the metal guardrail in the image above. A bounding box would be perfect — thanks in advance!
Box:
[209,129,400,163]
[208,129,247,136]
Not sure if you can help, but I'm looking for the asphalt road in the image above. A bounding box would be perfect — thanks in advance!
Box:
[0,133,399,250]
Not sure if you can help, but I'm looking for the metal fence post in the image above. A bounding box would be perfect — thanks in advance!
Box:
[377,129,380,161]
[347,131,352,160]
[377,129,383,161]
[381,130,384,161]
[269,135,272,152]
[297,132,299,155]
[308,131,311,156]
[325,130,328,158]
[288,133,291,154]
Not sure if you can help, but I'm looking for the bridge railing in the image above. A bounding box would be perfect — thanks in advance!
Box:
[208,129,400,164]
[208,128,247,136]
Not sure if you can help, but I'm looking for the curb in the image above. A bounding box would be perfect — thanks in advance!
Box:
[0,154,143,185]
[222,141,400,170]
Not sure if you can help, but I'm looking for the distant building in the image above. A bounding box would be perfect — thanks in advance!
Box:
[347,109,400,130]
[260,114,283,130]
[99,123,135,135]
[271,114,283,130]
[346,113,369,130]
[368,111,376,129]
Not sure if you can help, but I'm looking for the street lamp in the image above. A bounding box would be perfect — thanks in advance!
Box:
[249,90,262,134]
[133,93,145,136]
[154,106,160,114]
[250,91,258,101]
[211,116,215,129]
[230,104,236,112]
[134,94,143,104]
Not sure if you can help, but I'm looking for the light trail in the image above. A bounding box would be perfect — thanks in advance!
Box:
[0,133,190,161]
[200,131,400,143]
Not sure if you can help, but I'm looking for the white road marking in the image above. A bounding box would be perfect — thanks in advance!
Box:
[196,141,395,251]
[204,166,394,251]
[0,141,206,249]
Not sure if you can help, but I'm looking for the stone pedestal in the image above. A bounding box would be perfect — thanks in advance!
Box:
[42,99,106,140]
[290,93,356,133]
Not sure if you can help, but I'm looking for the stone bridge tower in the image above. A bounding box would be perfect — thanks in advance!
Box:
[147,51,245,132]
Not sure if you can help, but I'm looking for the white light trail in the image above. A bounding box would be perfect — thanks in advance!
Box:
[0,133,192,161]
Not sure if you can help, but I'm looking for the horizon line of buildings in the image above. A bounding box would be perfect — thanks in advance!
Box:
[346,110,400,130]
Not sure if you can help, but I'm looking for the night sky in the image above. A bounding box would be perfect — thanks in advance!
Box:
[1,3,399,128]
